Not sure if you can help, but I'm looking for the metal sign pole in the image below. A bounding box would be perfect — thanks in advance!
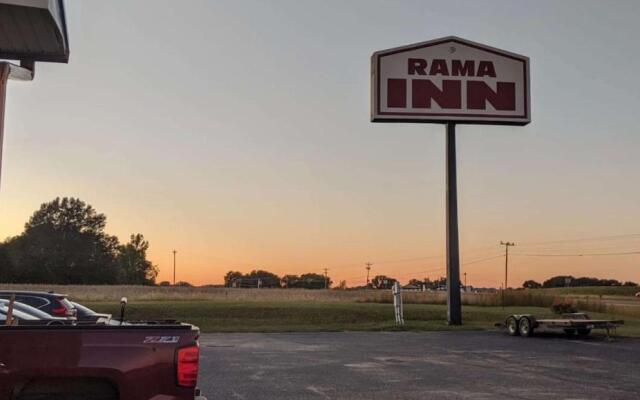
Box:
[0,64,9,190]
[446,123,462,325]
[0,62,34,192]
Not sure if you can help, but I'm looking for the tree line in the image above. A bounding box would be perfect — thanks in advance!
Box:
[523,275,638,289]
[224,270,333,289]
[222,272,457,290]
[0,197,158,285]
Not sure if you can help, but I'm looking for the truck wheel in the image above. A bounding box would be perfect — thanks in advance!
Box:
[564,329,577,337]
[518,317,534,337]
[577,328,591,336]
[506,316,519,336]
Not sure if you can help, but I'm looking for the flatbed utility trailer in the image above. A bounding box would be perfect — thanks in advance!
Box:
[501,313,624,339]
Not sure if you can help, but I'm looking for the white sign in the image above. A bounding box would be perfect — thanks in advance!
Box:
[371,36,530,125]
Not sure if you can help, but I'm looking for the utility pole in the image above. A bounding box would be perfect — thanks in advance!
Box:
[500,241,515,290]
[463,272,467,289]
[172,250,177,285]
[365,262,372,286]
[323,267,329,289]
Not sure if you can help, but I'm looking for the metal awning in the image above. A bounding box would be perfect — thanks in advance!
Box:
[0,0,70,63]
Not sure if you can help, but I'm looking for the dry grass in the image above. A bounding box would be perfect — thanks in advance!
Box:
[0,284,412,302]
[3,284,639,319]
[0,284,536,305]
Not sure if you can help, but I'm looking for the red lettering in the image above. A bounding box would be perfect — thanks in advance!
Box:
[467,81,515,110]
[451,60,475,77]
[408,58,427,75]
[387,78,407,108]
[477,61,496,77]
[428,59,449,76]
[412,79,461,109]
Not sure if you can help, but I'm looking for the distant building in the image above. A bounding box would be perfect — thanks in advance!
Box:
[402,283,424,292]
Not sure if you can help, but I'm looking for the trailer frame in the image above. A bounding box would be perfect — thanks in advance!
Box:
[499,313,624,340]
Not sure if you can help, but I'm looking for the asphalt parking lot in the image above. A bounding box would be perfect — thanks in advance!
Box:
[197,331,640,400]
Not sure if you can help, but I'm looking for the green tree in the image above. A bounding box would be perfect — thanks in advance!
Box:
[371,275,397,290]
[0,243,17,283]
[281,274,301,288]
[300,273,331,289]
[0,197,156,285]
[3,197,120,284]
[224,271,244,287]
[246,269,280,288]
[522,280,542,289]
[407,278,425,287]
[117,234,158,285]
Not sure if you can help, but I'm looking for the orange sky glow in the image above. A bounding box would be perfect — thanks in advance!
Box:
[1,1,639,288]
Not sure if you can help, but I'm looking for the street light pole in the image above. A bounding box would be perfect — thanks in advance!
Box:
[172,250,177,285]
[323,267,329,289]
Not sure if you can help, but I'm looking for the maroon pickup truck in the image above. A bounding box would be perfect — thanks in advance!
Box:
[0,323,206,400]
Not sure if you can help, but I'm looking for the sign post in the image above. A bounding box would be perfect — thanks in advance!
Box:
[0,65,8,190]
[445,122,461,324]
[0,62,34,189]
[371,36,530,325]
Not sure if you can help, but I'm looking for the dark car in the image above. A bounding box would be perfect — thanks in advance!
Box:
[0,290,76,318]
[71,301,111,323]
[0,299,71,325]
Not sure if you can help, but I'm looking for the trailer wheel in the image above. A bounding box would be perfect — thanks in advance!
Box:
[506,316,519,336]
[518,317,534,337]
[577,328,591,336]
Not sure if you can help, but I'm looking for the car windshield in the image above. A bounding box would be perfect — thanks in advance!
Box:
[11,301,57,319]
[71,301,96,315]
[59,297,75,311]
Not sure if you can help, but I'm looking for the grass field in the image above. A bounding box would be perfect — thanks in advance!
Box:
[83,300,640,337]
[3,284,639,336]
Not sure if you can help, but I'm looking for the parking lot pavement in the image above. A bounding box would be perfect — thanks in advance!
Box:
[197,331,640,400]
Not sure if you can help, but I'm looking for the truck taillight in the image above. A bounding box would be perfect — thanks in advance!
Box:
[177,345,199,387]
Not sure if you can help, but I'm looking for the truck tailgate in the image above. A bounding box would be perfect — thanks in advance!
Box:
[0,324,200,400]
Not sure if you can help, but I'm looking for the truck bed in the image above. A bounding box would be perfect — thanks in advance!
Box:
[0,323,202,400]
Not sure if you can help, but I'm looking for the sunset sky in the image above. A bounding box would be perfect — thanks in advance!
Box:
[1,0,639,287]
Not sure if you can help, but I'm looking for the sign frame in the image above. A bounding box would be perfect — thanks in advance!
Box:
[371,36,530,126]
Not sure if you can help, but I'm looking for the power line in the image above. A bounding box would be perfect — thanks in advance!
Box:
[512,243,640,252]
[461,254,504,266]
[512,250,640,257]
[371,254,504,282]
[517,233,640,246]
[375,255,444,265]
